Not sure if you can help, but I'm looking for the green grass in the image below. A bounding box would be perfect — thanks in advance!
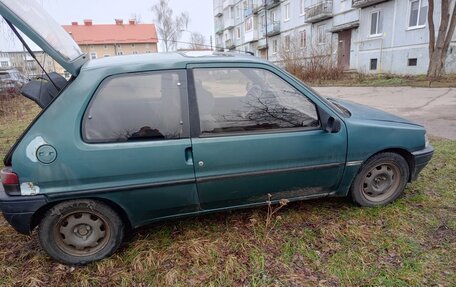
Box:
[0,97,455,286]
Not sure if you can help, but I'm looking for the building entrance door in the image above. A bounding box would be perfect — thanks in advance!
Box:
[338,29,352,70]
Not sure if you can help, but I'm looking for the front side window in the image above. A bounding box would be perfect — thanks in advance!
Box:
[83,70,186,142]
[193,68,319,135]
[370,11,383,36]
[409,0,428,28]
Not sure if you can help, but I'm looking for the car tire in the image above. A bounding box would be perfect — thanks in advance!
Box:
[349,152,409,207]
[38,199,124,265]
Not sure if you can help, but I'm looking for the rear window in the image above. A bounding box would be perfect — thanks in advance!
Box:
[83,70,187,143]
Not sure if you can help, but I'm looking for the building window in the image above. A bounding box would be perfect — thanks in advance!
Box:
[146,51,151,53]
[317,25,325,44]
[370,11,383,36]
[116,44,121,48]
[370,59,378,70]
[245,17,253,32]
[270,10,278,22]
[236,5,241,19]
[90,52,97,59]
[104,45,108,49]
[300,0,305,15]
[90,45,95,49]
[236,26,241,39]
[408,58,417,66]
[131,43,135,47]
[117,51,123,55]
[300,30,306,47]
[284,3,290,21]
[284,35,291,51]
[0,61,9,68]
[272,39,278,54]
[133,51,138,54]
[409,0,428,28]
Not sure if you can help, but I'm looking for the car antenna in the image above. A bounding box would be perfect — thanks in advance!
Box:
[3,17,59,91]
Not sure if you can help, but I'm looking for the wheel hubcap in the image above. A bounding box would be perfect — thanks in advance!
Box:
[54,211,110,256]
[362,163,400,202]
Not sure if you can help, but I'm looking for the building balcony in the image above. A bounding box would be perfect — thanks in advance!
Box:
[222,0,235,10]
[266,21,280,37]
[224,18,235,29]
[352,0,390,8]
[225,39,236,50]
[244,7,253,18]
[215,24,224,35]
[257,37,268,50]
[214,5,223,17]
[245,29,259,43]
[265,0,280,9]
[305,0,333,23]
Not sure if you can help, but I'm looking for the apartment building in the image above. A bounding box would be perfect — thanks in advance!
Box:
[63,19,158,60]
[213,0,456,74]
[0,51,58,78]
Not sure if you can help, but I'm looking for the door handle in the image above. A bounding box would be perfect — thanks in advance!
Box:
[184,147,193,165]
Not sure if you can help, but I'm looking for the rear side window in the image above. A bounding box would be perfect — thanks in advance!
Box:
[83,70,186,142]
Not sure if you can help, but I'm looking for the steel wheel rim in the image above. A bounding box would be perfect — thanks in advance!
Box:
[361,162,401,202]
[53,210,111,257]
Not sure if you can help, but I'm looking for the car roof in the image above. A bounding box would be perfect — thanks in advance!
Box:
[81,51,270,74]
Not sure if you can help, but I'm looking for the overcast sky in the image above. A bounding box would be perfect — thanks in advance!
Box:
[0,0,214,52]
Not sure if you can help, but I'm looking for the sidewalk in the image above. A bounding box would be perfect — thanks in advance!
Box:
[313,87,456,140]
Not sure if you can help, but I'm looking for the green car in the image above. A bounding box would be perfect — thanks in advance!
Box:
[0,0,433,265]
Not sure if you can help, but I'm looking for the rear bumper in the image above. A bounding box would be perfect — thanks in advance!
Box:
[410,145,434,181]
[0,184,47,234]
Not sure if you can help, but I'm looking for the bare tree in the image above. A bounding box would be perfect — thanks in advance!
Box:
[427,0,456,79]
[278,33,343,82]
[151,0,189,52]
[188,32,206,50]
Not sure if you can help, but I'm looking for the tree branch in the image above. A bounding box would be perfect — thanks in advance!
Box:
[442,1,456,55]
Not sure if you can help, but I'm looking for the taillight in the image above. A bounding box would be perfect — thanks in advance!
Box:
[1,167,20,195]
[1,167,18,184]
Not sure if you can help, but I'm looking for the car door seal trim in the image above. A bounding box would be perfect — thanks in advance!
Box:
[197,162,345,183]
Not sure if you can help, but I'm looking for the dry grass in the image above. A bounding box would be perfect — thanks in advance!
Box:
[307,72,456,88]
[0,97,455,286]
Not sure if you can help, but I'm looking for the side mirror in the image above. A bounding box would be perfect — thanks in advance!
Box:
[325,116,341,133]
[318,106,341,133]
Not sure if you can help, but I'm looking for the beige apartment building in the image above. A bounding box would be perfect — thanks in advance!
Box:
[63,19,158,61]
[1,19,158,79]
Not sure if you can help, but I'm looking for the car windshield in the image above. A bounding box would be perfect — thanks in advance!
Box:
[1,0,83,61]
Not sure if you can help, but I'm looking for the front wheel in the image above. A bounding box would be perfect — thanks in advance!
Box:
[350,152,409,207]
[38,199,124,265]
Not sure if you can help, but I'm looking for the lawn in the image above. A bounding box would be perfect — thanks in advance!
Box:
[0,97,455,286]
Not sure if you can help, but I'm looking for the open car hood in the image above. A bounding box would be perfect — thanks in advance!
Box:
[0,0,87,76]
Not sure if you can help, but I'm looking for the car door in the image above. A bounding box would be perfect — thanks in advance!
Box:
[187,64,347,210]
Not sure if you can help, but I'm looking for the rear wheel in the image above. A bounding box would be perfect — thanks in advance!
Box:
[38,200,124,265]
[350,152,409,207]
